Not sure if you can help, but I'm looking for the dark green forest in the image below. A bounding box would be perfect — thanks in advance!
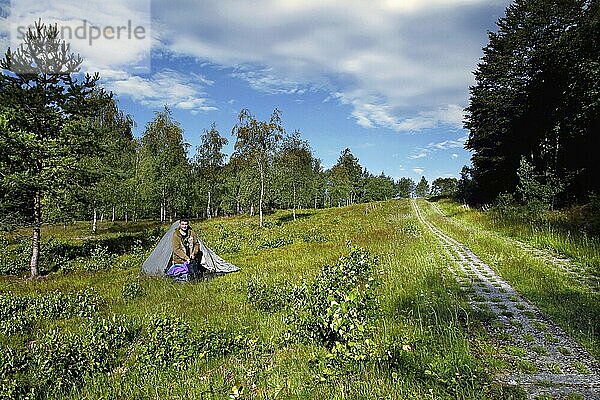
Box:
[462,0,600,206]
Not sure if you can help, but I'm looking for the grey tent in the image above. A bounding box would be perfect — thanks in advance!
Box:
[141,221,239,277]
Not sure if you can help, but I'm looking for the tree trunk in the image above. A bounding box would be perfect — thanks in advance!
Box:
[161,186,166,223]
[92,206,98,234]
[258,160,264,227]
[29,191,42,278]
[207,191,212,219]
[293,183,297,221]
[125,203,128,223]
[250,204,254,217]
[112,205,115,222]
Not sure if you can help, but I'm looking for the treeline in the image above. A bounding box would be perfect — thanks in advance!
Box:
[0,20,432,232]
[461,0,600,208]
[28,105,441,227]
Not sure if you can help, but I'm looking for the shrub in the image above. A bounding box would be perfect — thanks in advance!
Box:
[284,246,382,363]
[0,239,29,275]
[137,315,196,370]
[0,289,102,336]
[0,345,32,400]
[246,278,297,312]
[259,235,293,249]
[122,279,145,300]
[1,315,137,397]
[33,288,101,319]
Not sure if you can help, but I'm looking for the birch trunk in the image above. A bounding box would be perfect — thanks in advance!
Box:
[258,160,264,227]
[207,191,212,219]
[92,206,97,234]
[293,183,297,221]
[29,191,41,278]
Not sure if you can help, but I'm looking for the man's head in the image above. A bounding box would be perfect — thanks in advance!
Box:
[179,219,189,232]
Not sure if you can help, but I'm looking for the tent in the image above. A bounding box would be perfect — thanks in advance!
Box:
[141,221,239,277]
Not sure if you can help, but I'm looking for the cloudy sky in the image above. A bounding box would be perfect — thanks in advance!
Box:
[1,0,511,182]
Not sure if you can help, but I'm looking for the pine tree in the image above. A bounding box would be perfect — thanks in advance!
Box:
[0,20,108,277]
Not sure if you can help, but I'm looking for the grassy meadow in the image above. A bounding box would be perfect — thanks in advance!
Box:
[2,199,598,399]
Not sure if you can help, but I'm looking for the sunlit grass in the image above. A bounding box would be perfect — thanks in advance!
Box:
[0,200,522,398]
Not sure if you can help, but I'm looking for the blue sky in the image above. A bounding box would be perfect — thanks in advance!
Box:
[1,0,512,182]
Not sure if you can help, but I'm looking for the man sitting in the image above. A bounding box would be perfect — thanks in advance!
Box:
[170,219,203,279]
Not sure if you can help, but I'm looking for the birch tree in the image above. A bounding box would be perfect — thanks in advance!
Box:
[232,108,283,227]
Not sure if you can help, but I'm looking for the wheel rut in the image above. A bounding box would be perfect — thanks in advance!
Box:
[413,200,600,399]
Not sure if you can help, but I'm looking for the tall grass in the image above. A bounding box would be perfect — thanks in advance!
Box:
[1,201,519,399]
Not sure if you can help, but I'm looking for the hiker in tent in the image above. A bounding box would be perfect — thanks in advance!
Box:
[172,220,200,265]
[170,219,203,279]
[141,219,240,281]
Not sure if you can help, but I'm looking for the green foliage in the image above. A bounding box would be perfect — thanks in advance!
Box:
[136,315,260,372]
[0,292,33,335]
[0,20,112,277]
[327,148,363,206]
[285,246,381,362]
[192,122,228,218]
[246,277,299,312]
[401,220,421,237]
[396,177,416,198]
[431,177,458,198]
[137,107,190,221]
[122,279,145,300]
[516,156,564,210]
[1,316,136,398]
[0,289,101,335]
[232,108,284,226]
[0,238,29,275]
[363,173,396,202]
[415,176,430,198]
[465,0,600,203]
[137,315,196,370]
[0,229,158,276]
[66,245,115,272]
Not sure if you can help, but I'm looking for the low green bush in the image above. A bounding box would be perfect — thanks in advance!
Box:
[0,289,102,335]
[122,279,145,300]
[277,246,382,364]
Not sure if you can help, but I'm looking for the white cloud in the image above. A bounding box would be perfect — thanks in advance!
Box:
[409,152,428,160]
[413,168,424,175]
[6,0,151,73]
[151,0,510,131]
[103,69,217,113]
[452,153,459,159]
[231,67,319,95]
[408,135,467,160]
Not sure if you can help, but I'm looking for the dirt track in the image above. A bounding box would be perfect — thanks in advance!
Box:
[413,200,600,399]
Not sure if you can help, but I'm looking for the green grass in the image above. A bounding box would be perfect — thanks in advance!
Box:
[3,198,598,398]
[0,200,509,399]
